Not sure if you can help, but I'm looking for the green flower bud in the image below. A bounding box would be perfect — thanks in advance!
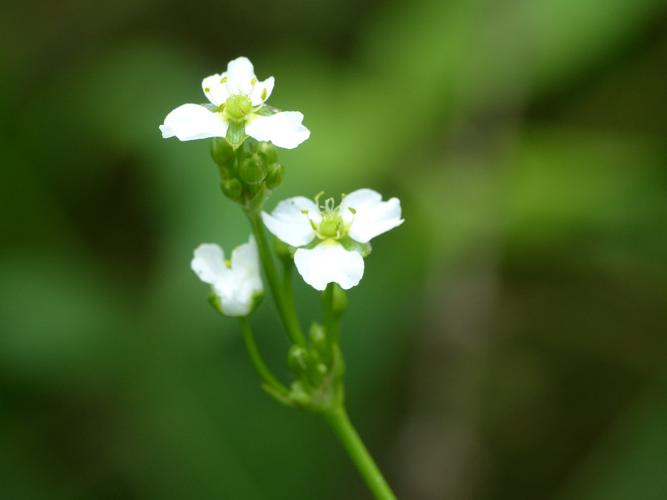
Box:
[239,155,266,185]
[309,322,332,366]
[265,163,284,190]
[256,141,278,165]
[210,138,235,167]
[309,322,327,352]
[289,381,311,408]
[288,345,310,375]
[220,178,243,202]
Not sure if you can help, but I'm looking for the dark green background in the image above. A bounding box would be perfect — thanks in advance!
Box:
[1,0,666,499]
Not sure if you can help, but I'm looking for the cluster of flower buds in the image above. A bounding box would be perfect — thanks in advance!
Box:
[211,138,284,210]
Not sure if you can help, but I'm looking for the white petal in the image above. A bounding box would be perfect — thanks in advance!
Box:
[261,197,320,247]
[159,103,228,141]
[202,73,230,106]
[213,280,252,317]
[226,56,255,95]
[191,244,226,285]
[294,241,365,291]
[249,76,275,106]
[230,236,263,293]
[245,112,310,149]
[340,189,404,243]
[213,236,263,317]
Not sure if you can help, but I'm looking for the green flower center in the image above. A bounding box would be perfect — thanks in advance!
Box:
[313,197,347,240]
[318,213,342,239]
[224,94,253,121]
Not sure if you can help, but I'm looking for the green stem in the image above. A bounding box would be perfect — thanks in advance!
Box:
[325,406,397,500]
[322,284,341,346]
[239,317,289,397]
[246,211,306,347]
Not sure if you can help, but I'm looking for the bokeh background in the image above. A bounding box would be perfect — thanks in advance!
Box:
[1,0,666,499]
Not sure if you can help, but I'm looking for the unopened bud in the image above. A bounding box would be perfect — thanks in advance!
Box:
[265,163,284,189]
[220,178,243,202]
[239,155,266,185]
[256,142,278,165]
[211,138,235,167]
[288,345,310,375]
[309,322,326,351]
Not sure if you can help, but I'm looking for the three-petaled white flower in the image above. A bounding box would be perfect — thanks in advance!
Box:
[262,189,403,291]
[191,236,263,317]
[160,56,310,149]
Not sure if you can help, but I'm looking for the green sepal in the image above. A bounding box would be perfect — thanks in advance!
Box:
[339,237,372,257]
[207,290,224,316]
[273,237,292,263]
[256,105,278,117]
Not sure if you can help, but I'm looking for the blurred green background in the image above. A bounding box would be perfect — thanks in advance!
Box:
[1,0,666,499]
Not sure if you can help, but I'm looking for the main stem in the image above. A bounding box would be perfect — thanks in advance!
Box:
[325,406,397,500]
[247,211,306,347]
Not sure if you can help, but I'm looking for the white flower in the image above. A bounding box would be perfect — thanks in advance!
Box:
[262,189,404,291]
[160,56,310,149]
[191,236,263,317]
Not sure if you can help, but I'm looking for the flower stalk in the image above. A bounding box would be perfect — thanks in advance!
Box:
[325,406,397,500]
[247,210,307,347]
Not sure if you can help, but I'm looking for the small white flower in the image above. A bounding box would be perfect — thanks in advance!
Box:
[160,56,310,149]
[191,236,263,317]
[262,189,404,291]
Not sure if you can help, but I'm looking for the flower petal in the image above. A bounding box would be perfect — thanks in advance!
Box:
[249,76,275,106]
[191,243,226,284]
[159,103,228,141]
[262,197,320,247]
[212,236,263,317]
[202,73,230,106]
[245,111,310,149]
[230,236,263,293]
[294,241,365,291]
[213,279,252,317]
[340,189,404,243]
[226,56,255,95]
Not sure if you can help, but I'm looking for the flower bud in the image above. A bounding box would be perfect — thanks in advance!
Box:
[288,345,310,375]
[220,178,243,202]
[309,322,327,353]
[211,138,235,167]
[256,141,278,165]
[265,163,284,190]
[239,155,266,185]
[289,381,311,407]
